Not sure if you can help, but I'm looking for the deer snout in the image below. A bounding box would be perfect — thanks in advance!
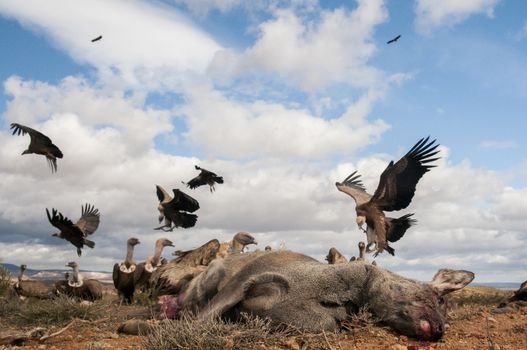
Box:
[419,319,444,341]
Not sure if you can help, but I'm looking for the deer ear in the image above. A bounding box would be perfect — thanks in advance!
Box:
[429,269,475,296]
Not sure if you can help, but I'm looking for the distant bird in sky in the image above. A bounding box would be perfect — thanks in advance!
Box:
[336,136,439,256]
[155,185,199,231]
[185,165,224,192]
[387,34,401,44]
[47,203,100,256]
[91,35,102,42]
[10,123,63,173]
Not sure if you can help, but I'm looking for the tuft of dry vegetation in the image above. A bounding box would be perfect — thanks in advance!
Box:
[0,295,108,326]
[143,313,294,350]
[0,265,11,297]
[445,286,511,307]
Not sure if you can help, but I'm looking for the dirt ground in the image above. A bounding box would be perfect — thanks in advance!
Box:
[1,287,525,350]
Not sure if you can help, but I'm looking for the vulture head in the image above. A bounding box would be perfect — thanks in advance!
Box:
[128,237,140,247]
[356,215,366,230]
[159,238,174,248]
[66,261,78,269]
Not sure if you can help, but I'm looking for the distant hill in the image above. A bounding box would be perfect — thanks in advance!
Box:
[0,263,112,283]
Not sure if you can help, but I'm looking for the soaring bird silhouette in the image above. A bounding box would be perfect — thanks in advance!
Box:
[10,123,63,173]
[336,137,439,256]
[185,165,224,192]
[47,203,100,256]
[155,185,199,231]
[91,35,102,42]
[387,34,401,44]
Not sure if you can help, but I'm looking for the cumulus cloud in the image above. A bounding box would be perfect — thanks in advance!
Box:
[415,0,501,35]
[209,0,389,91]
[179,83,389,159]
[0,0,222,89]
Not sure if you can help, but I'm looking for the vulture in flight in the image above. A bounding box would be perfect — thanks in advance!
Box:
[387,34,401,44]
[47,203,100,256]
[155,185,199,231]
[10,123,63,173]
[185,165,224,192]
[335,136,439,256]
[91,35,102,42]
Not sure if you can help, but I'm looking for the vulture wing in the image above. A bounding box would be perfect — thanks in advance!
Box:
[46,208,83,236]
[156,185,172,203]
[335,171,373,207]
[10,123,52,145]
[113,263,120,289]
[186,174,205,189]
[11,123,63,172]
[166,189,200,213]
[76,203,100,236]
[370,137,439,211]
[167,211,198,229]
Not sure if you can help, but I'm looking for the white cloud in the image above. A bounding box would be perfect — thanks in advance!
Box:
[415,0,500,35]
[174,0,242,16]
[179,83,390,159]
[0,0,222,89]
[209,0,389,91]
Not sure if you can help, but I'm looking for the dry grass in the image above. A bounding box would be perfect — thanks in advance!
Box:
[0,265,11,297]
[446,286,511,307]
[0,295,108,326]
[143,313,294,350]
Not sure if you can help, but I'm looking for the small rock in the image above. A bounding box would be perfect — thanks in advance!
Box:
[487,316,497,323]
[38,345,47,350]
[107,333,119,339]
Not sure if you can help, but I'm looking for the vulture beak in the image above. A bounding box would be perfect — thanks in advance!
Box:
[52,233,58,237]
[356,216,366,232]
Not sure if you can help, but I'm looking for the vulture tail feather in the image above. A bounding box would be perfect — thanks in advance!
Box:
[83,238,95,249]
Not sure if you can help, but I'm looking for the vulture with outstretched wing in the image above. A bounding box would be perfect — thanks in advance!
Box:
[10,123,63,173]
[155,185,199,231]
[47,203,100,256]
[186,165,224,192]
[335,136,439,256]
[91,35,102,42]
[387,34,401,44]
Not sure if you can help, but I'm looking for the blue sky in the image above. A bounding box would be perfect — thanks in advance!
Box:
[0,0,526,283]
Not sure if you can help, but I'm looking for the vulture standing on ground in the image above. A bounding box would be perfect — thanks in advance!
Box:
[113,237,140,303]
[229,231,257,253]
[47,203,100,256]
[185,165,224,192]
[155,185,199,231]
[10,123,63,173]
[336,136,439,256]
[134,238,174,291]
[63,261,102,301]
[13,264,54,299]
[509,281,527,302]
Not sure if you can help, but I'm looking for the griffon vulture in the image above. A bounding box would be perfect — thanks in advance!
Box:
[113,237,140,304]
[185,165,224,192]
[13,264,54,299]
[134,238,174,291]
[47,203,100,256]
[63,261,103,301]
[155,185,199,231]
[10,123,63,173]
[91,35,102,42]
[229,231,257,253]
[335,136,439,256]
[387,34,401,44]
